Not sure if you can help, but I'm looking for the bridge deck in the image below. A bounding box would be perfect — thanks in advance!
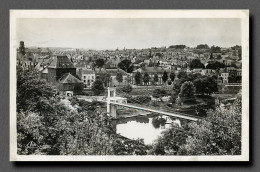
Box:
[109,102,200,121]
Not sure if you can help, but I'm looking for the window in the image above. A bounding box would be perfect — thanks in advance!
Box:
[84,80,86,83]
[83,76,86,79]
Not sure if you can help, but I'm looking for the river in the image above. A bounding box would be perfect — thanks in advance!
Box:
[114,113,182,145]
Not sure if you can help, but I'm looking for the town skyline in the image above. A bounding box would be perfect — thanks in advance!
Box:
[16,18,241,50]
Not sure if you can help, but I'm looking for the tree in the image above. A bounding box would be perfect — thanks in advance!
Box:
[238,48,242,60]
[193,76,218,95]
[135,71,142,85]
[116,72,123,85]
[96,74,111,87]
[95,58,105,70]
[169,72,175,82]
[179,103,241,155]
[17,66,56,113]
[162,71,168,84]
[228,75,242,83]
[189,59,205,69]
[172,78,183,96]
[152,89,167,102]
[118,60,134,73]
[126,75,132,85]
[153,73,159,85]
[206,61,226,70]
[143,72,150,85]
[217,54,222,59]
[193,78,205,95]
[177,70,188,80]
[179,81,196,102]
[209,53,214,59]
[91,79,105,95]
[204,76,218,95]
[120,85,132,93]
[152,99,242,155]
[151,124,188,155]
[210,45,221,53]
[168,45,186,49]
[16,65,149,156]
[196,44,210,49]
[73,83,84,95]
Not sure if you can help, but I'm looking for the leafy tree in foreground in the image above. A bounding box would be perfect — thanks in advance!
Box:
[91,79,105,95]
[17,66,149,156]
[151,100,241,155]
[17,66,56,113]
[179,103,241,155]
[151,124,188,155]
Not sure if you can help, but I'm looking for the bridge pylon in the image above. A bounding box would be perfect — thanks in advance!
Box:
[107,87,116,116]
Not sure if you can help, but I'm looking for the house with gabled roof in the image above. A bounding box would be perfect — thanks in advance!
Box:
[57,73,83,92]
[47,55,78,84]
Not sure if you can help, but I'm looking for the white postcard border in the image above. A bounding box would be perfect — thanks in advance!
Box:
[10,10,249,161]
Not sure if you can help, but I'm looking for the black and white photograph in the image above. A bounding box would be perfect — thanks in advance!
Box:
[9,10,249,161]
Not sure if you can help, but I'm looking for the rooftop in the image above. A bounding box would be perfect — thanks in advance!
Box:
[48,55,75,69]
[58,73,82,84]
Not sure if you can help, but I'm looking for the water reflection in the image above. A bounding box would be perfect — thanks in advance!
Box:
[151,117,166,129]
[115,113,182,145]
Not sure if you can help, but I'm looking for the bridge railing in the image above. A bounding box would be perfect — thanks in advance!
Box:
[113,102,203,120]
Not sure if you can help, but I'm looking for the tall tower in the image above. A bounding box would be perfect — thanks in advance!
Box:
[19,41,25,55]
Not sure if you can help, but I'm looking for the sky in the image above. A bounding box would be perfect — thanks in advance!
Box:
[16,18,241,50]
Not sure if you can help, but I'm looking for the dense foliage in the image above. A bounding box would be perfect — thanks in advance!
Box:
[179,81,196,103]
[17,67,149,155]
[193,76,218,95]
[117,85,133,94]
[152,89,167,101]
[91,79,105,95]
[118,59,134,73]
[189,59,205,69]
[206,61,226,70]
[95,58,105,69]
[168,45,186,49]
[196,44,210,49]
[151,99,241,155]
[127,95,152,104]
